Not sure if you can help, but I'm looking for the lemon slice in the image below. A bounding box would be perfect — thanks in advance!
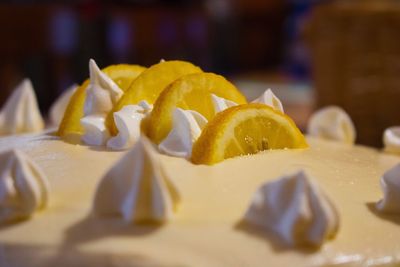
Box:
[191,103,308,165]
[106,60,202,135]
[57,64,146,137]
[103,64,147,91]
[147,72,247,144]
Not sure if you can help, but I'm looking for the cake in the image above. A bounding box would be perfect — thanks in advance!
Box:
[0,60,400,267]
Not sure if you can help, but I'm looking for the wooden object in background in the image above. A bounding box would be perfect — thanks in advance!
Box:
[307,0,400,147]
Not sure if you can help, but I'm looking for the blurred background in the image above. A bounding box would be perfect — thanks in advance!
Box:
[0,0,400,147]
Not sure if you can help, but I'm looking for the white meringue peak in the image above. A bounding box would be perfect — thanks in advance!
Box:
[383,127,400,155]
[83,59,123,116]
[376,164,400,213]
[81,59,124,146]
[307,106,356,144]
[0,79,44,135]
[244,170,339,247]
[94,137,180,223]
[159,108,208,158]
[107,101,153,150]
[251,89,284,113]
[80,115,110,146]
[0,149,49,224]
[49,84,78,126]
[211,94,238,113]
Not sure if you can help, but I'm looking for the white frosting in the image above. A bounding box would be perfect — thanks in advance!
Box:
[383,127,400,154]
[81,59,123,146]
[211,94,238,113]
[94,137,180,223]
[159,108,208,158]
[80,115,110,146]
[83,59,123,115]
[251,89,284,113]
[244,170,339,247]
[0,150,49,223]
[0,79,44,135]
[49,84,78,126]
[376,164,400,213]
[107,101,153,150]
[307,106,356,144]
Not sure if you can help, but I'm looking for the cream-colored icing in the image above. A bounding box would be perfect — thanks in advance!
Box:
[244,170,339,247]
[49,84,78,126]
[94,137,180,222]
[0,134,399,266]
[0,149,49,223]
[0,79,44,135]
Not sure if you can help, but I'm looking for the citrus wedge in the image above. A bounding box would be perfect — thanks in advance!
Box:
[191,103,308,165]
[106,60,202,135]
[147,72,247,144]
[57,64,146,137]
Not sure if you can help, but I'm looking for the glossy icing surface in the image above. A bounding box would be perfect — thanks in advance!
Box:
[0,132,399,267]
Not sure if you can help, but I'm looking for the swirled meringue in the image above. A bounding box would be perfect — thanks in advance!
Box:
[83,59,123,116]
[0,149,49,223]
[383,127,400,155]
[252,89,284,113]
[81,59,123,146]
[94,137,180,223]
[159,108,208,158]
[244,170,339,247]
[80,115,110,146]
[307,106,356,144]
[376,164,400,213]
[0,79,44,135]
[107,101,153,150]
[211,94,238,113]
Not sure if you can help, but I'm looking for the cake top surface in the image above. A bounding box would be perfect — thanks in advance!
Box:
[0,132,399,267]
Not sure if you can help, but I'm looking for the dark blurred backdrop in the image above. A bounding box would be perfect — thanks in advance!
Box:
[0,0,318,111]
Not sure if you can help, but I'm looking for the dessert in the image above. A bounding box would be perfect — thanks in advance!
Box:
[383,127,400,154]
[0,149,49,224]
[0,79,44,136]
[191,103,308,165]
[0,59,399,267]
[307,106,356,145]
[146,72,247,144]
[376,164,400,214]
[243,170,339,247]
[58,60,145,138]
[106,60,202,135]
[94,137,180,223]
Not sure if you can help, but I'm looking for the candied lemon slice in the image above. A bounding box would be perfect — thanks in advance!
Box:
[191,103,308,165]
[103,64,146,91]
[106,60,202,135]
[147,72,247,144]
[57,64,146,137]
